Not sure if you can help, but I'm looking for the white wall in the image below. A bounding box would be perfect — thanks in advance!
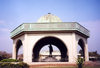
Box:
[12,32,89,63]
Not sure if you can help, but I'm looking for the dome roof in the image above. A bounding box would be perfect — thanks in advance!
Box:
[37,13,62,23]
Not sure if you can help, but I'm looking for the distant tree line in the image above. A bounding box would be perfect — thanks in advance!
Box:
[0,50,100,61]
[89,51,100,61]
[79,50,100,61]
[0,51,12,61]
[0,51,23,61]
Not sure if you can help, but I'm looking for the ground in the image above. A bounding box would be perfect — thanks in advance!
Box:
[29,61,100,68]
[30,66,100,68]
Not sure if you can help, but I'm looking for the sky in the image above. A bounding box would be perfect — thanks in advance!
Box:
[0,0,100,54]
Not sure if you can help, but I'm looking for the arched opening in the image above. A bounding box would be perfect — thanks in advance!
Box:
[32,36,68,62]
[15,39,23,61]
[39,45,61,61]
[77,39,85,60]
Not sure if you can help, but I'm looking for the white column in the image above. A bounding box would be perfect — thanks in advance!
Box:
[68,33,77,63]
[68,47,73,62]
[23,34,28,62]
[12,40,16,59]
[72,33,78,62]
[85,39,89,61]
[26,42,33,63]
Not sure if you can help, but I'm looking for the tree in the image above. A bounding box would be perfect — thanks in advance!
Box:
[89,51,100,61]
[0,51,11,61]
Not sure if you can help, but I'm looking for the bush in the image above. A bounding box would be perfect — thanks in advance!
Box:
[0,59,20,62]
[77,57,84,68]
[0,62,29,68]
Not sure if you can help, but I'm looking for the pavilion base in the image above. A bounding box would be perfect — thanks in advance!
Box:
[28,62,76,68]
[28,61,100,68]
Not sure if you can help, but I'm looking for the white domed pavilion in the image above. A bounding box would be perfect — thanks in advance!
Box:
[11,13,89,64]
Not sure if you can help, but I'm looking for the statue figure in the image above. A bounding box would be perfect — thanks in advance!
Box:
[48,44,53,57]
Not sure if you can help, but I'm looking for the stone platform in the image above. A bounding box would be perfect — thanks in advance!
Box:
[28,61,100,68]
[28,62,76,68]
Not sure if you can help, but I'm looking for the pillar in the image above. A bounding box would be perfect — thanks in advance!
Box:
[85,39,89,61]
[12,40,16,59]
[23,34,28,62]
[68,33,77,63]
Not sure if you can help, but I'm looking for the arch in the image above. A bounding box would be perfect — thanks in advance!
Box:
[78,39,85,60]
[15,39,23,60]
[32,36,68,62]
